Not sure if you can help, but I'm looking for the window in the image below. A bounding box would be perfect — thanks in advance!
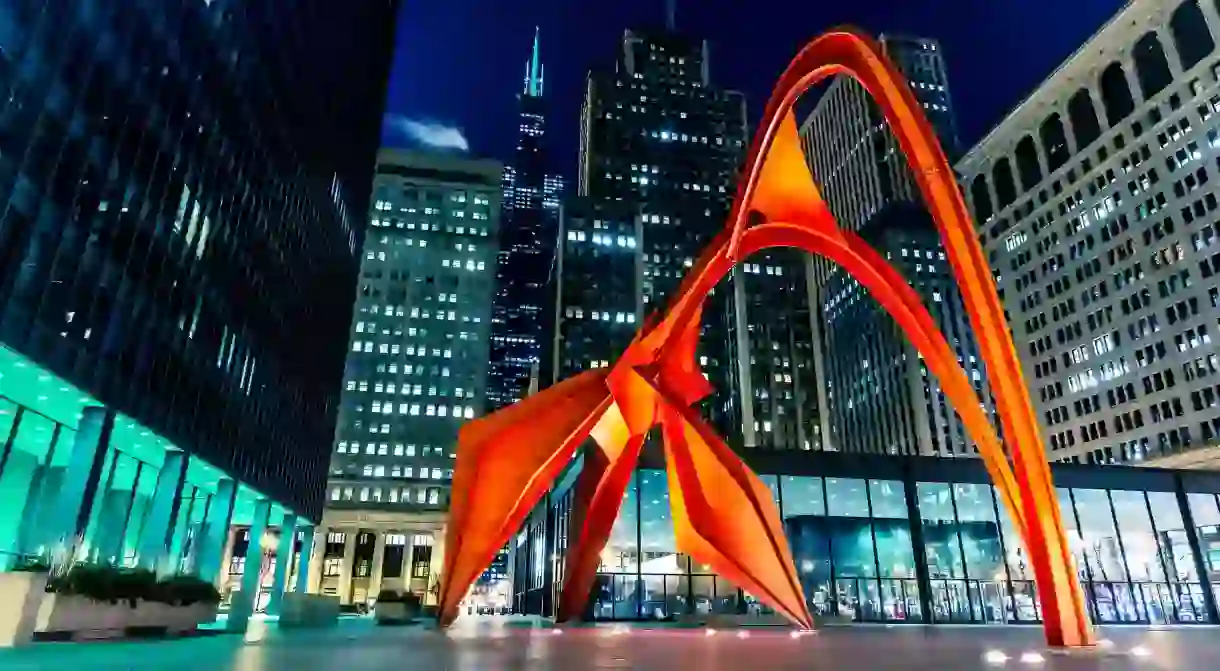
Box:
[1068,88,1102,149]
[1015,135,1043,190]
[1099,62,1135,125]
[993,158,1017,208]
[1170,1,1215,71]
[1132,33,1172,99]
[1040,113,1070,172]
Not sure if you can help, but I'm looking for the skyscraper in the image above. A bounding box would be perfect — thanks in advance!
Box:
[488,29,564,410]
[958,0,1220,469]
[559,28,746,434]
[320,150,501,604]
[800,35,993,456]
[0,2,397,579]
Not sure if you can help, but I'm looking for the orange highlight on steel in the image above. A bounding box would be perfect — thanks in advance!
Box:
[438,28,1094,649]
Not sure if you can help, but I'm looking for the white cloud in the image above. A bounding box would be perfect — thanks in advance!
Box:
[385,114,469,152]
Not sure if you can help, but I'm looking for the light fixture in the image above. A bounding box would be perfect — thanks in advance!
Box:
[984,650,1009,665]
[1019,651,1045,665]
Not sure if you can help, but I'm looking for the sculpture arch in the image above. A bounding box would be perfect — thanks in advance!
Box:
[439,28,1093,648]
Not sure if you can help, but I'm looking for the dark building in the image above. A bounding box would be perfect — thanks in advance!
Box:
[510,450,1220,626]
[554,198,641,380]
[723,246,822,451]
[0,1,398,573]
[800,35,992,456]
[562,27,746,430]
[488,29,564,410]
[822,205,989,456]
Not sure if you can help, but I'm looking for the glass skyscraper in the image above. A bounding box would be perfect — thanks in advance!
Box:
[488,29,563,410]
[800,35,992,457]
[559,28,746,432]
[0,0,397,577]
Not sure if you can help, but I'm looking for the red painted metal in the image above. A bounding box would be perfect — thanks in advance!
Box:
[439,28,1093,648]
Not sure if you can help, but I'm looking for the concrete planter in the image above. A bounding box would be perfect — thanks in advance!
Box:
[0,571,49,647]
[34,594,218,639]
[374,601,419,625]
[279,593,340,629]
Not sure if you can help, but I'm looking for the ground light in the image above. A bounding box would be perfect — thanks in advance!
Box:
[1019,651,1045,664]
[984,650,1009,665]
[1130,645,1152,657]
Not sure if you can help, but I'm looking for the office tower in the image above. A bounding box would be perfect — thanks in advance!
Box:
[801,34,993,456]
[821,205,988,456]
[319,150,501,604]
[563,28,747,433]
[488,29,564,411]
[0,1,397,584]
[958,0,1220,468]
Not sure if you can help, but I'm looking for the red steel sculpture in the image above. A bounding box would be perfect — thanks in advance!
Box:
[439,28,1095,647]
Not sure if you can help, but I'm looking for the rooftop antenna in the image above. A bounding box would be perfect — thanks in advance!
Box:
[665,0,676,30]
[524,26,543,97]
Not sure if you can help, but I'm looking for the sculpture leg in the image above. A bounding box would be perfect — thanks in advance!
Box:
[438,370,612,626]
[654,394,812,629]
[555,405,645,622]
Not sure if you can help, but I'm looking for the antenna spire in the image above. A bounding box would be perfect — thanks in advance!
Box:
[524,26,544,97]
[665,0,676,30]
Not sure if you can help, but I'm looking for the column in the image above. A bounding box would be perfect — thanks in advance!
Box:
[428,532,445,606]
[306,527,325,593]
[294,525,315,592]
[337,529,357,604]
[368,531,388,599]
[226,498,270,632]
[1202,0,1220,39]
[265,513,297,615]
[1156,30,1183,79]
[902,466,935,623]
[45,406,115,567]
[164,489,201,575]
[0,406,25,479]
[135,451,188,570]
[197,479,236,586]
[1175,478,1220,623]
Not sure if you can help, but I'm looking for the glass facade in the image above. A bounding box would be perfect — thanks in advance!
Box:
[510,452,1220,626]
[0,345,271,572]
[0,1,399,520]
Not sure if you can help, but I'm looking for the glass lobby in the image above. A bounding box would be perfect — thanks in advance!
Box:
[0,344,287,573]
[584,467,1220,626]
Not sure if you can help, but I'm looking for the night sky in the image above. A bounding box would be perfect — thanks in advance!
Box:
[383,0,1127,179]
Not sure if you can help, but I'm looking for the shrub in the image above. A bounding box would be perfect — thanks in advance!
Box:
[11,558,51,573]
[156,575,221,606]
[376,589,403,603]
[44,564,219,607]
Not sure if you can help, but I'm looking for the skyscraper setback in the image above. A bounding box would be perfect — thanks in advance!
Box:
[488,30,563,410]
[558,28,747,434]
[800,35,993,457]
